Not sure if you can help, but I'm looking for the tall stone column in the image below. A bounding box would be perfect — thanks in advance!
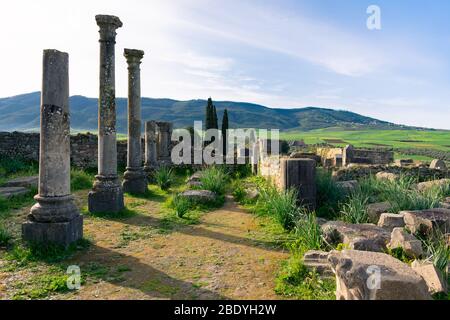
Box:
[157,121,173,161]
[122,49,147,194]
[88,15,124,213]
[144,120,158,171]
[22,49,83,247]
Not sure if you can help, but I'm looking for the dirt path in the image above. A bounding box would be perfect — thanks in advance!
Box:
[45,193,289,300]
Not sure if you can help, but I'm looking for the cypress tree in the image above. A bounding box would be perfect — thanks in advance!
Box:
[212,105,218,129]
[205,97,213,130]
[221,109,229,155]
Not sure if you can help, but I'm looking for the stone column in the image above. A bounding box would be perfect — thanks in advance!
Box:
[156,121,173,161]
[88,15,124,213]
[22,50,83,247]
[122,49,147,194]
[144,120,158,171]
[280,158,317,210]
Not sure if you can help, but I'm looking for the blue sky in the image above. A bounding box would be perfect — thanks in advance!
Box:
[1,0,449,129]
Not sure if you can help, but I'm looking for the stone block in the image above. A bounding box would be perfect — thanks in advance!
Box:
[22,215,83,248]
[328,249,431,300]
[377,213,405,231]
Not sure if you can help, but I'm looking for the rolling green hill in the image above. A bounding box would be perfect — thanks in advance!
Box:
[0,92,415,133]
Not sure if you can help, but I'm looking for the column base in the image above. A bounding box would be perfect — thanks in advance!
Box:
[29,194,79,223]
[22,215,83,248]
[122,167,148,194]
[88,175,124,213]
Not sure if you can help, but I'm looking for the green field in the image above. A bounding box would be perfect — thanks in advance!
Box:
[280,129,450,152]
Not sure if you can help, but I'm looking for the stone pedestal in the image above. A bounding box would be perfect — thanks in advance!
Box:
[22,50,83,247]
[88,15,124,213]
[280,158,317,210]
[122,49,147,194]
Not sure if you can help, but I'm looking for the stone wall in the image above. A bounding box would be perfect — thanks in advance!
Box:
[259,155,283,188]
[0,131,176,169]
[317,145,394,167]
[347,147,394,166]
[332,165,449,182]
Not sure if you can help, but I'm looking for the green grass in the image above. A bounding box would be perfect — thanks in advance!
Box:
[70,169,94,191]
[254,182,301,230]
[170,193,192,218]
[316,169,345,219]
[275,256,335,300]
[280,129,450,152]
[154,166,174,191]
[199,165,229,195]
[293,211,325,251]
[340,193,370,224]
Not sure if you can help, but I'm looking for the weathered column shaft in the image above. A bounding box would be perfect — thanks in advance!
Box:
[280,158,317,210]
[39,51,71,198]
[144,120,158,168]
[157,122,173,159]
[88,15,124,213]
[125,49,144,169]
[97,16,120,176]
[22,49,82,247]
[122,49,147,194]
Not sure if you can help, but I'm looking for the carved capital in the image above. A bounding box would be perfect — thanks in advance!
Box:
[96,15,123,42]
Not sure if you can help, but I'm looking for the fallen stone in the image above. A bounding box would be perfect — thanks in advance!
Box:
[179,190,216,203]
[416,179,450,192]
[245,188,259,201]
[440,197,450,209]
[395,159,414,167]
[377,213,405,231]
[328,249,431,300]
[375,172,398,182]
[0,187,30,199]
[188,172,203,182]
[429,159,447,171]
[3,176,38,189]
[321,221,390,252]
[411,260,447,294]
[388,227,424,259]
[303,250,333,276]
[402,208,450,235]
[187,180,202,188]
[367,202,392,222]
[336,180,358,194]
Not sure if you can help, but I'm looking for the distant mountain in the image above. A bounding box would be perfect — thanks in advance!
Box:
[0,92,417,133]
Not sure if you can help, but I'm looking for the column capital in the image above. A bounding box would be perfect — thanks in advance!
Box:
[95,15,123,42]
[124,48,145,65]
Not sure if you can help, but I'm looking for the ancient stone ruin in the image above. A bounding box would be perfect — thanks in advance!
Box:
[122,49,147,194]
[88,15,125,213]
[22,50,83,247]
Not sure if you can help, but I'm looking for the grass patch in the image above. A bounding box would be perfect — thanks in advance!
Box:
[0,190,35,217]
[12,270,71,300]
[199,165,229,195]
[339,192,370,224]
[316,169,345,219]
[171,193,192,218]
[293,211,325,251]
[4,238,91,268]
[154,165,174,191]
[141,278,179,296]
[84,206,138,220]
[275,256,335,300]
[70,169,94,191]
[0,223,12,247]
